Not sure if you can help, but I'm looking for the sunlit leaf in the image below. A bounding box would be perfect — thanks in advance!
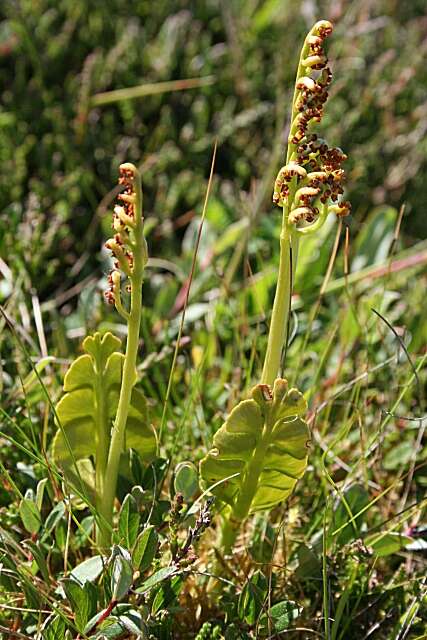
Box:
[132,526,158,573]
[136,566,178,594]
[174,461,199,500]
[35,478,48,511]
[70,555,105,586]
[111,548,133,601]
[52,332,156,500]
[42,614,67,639]
[62,579,97,633]
[266,600,302,632]
[200,379,309,516]
[151,575,183,614]
[365,531,413,557]
[118,494,140,549]
[19,496,42,534]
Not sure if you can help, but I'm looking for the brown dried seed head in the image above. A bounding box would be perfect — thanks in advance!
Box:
[105,291,115,305]
[286,162,308,179]
[302,55,327,68]
[289,206,315,224]
[296,76,316,91]
[307,35,323,46]
[314,20,333,38]
[292,129,306,144]
[295,186,321,201]
[330,201,351,217]
[119,162,137,185]
[307,171,328,184]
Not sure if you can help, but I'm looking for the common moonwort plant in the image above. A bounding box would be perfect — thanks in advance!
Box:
[53,164,156,546]
[52,20,349,558]
[200,20,350,556]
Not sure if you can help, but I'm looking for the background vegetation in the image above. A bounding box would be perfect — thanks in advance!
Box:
[0,1,426,638]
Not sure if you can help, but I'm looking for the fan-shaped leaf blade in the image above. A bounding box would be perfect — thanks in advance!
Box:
[200,379,309,518]
[52,332,156,500]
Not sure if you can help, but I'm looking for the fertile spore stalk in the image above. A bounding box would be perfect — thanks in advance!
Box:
[261,19,350,387]
[202,20,351,566]
[99,163,148,545]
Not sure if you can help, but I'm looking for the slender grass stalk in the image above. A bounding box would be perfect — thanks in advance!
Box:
[98,163,148,546]
[90,76,215,107]
[322,502,330,640]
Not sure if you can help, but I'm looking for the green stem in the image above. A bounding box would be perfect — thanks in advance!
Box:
[219,511,239,556]
[218,411,273,561]
[98,167,146,548]
[209,508,239,589]
[211,406,275,589]
[261,217,292,385]
[95,355,109,538]
[233,437,270,521]
[260,30,312,386]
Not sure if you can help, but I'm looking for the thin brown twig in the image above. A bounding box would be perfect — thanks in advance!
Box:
[0,625,34,640]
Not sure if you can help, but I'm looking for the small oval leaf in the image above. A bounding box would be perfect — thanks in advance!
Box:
[70,555,105,585]
[118,494,140,549]
[132,526,158,573]
[19,498,42,534]
[136,566,177,594]
[365,531,413,557]
[111,553,133,601]
[36,478,48,511]
[174,462,199,500]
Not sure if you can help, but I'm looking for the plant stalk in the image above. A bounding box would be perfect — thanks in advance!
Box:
[98,167,146,547]
[260,217,293,385]
[260,30,311,386]
[218,424,271,556]
[95,355,109,530]
[216,23,315,556]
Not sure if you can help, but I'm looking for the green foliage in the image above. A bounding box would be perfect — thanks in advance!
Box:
[118,494,140,549]
[0,5,426,639]
[174,461,199,500]
[62,579,97,633]
[237,571,267,625]
[365,531,414,557]
[201,379,308,517]
[132,526,158,573]
[261,600,302,633]
[110,547,133,601]
[19,492,42,534]
[52,331,156,501]
[70,555,105,585]
[136,566,178,594]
